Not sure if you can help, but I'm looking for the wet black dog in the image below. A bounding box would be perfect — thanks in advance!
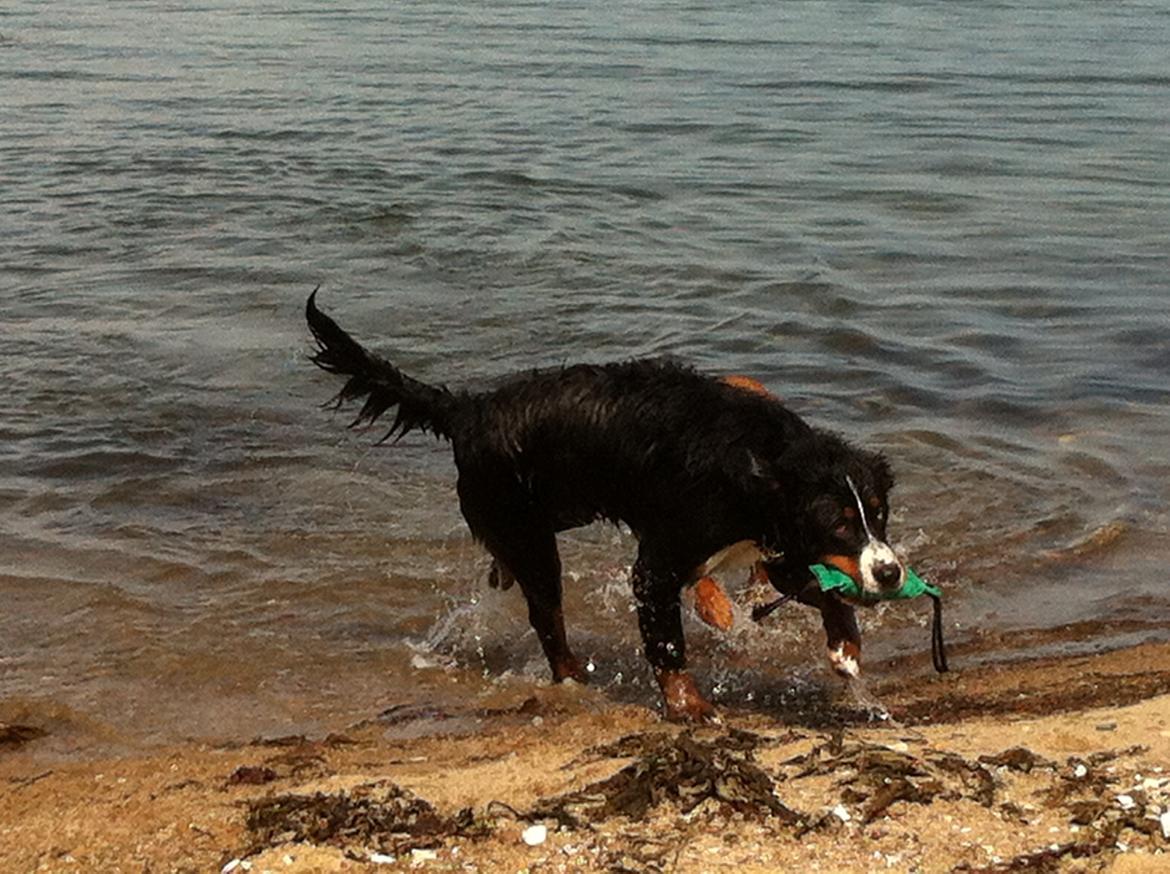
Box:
[306,291,907,721]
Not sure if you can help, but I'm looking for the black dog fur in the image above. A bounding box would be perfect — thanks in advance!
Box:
[307,291,898,721]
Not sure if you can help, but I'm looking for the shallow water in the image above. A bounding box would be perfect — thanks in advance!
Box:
[2,0,1169,751]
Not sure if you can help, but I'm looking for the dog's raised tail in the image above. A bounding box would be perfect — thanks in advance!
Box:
[306,289,457,442]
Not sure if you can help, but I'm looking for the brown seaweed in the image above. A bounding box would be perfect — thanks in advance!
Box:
[531,730,799,827]
[244,781,478,855]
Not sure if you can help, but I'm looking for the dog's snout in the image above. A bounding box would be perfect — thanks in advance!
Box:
[873,560,903,588]
[859,541,903,594]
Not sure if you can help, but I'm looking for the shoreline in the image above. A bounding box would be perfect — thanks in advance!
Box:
[4,640,1170,872]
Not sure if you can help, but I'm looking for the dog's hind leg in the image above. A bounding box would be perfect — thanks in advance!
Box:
[459,483,587,684]
[506,537,589,685]
[632,556,716,723]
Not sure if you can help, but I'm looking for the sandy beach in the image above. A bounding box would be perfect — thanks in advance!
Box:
[4,638,1170,873]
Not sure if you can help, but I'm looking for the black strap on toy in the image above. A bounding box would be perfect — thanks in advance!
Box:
[750,592,796,623]
[930,593,949,673]
[753,584,951,674]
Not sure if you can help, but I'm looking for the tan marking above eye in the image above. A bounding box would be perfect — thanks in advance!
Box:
[843,506,857,520]
[868,497,880,508]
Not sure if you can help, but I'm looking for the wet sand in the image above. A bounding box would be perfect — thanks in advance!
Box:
[4,640,1170,873]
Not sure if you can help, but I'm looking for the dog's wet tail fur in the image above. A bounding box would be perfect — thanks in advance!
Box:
[306,289,457,442]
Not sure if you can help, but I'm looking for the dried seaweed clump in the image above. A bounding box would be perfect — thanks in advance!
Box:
[783,735,1005,826]
[531,730,798,827]
[245,781,475,855]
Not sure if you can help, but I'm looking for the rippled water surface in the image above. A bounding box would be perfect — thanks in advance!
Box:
[3,1,1169,751]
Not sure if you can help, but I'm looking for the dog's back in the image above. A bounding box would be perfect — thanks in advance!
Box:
[449,359,813,537]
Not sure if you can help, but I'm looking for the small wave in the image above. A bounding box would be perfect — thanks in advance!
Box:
[26,449,179,481]
[826,186,979,217]
[742,76,942,94]
[455,168,663,203]
[3,68,113,82]
[962,71,1170,89]
[209,127,335,144]
[0,697,122,753]
[1041,520,1129,562]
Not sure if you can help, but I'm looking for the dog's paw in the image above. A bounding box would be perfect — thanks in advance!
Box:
[656,669,719,723]
[827,642,861,679]
[552,655,591,685]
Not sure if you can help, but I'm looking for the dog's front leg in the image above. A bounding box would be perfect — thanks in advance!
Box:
[818,594,862,679]
[631,557,716,723]
[764,562,862,679]
[797,588,864,678]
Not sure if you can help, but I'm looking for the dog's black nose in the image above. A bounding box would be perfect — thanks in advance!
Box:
[874,561,903,588]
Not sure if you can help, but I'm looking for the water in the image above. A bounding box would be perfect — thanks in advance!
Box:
[3,1,1169,751]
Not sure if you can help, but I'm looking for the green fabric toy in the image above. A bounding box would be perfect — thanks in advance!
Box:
[751,562,949,673]
[807,562,948,673]
[808,563,942,601]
